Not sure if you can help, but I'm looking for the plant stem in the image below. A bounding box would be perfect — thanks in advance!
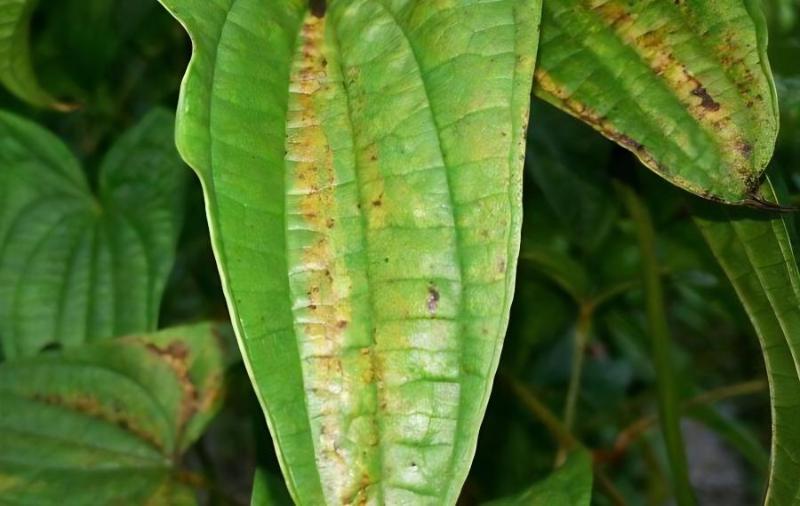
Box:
[619,183,696,506]
[563,304,593,433]
[503,376,628,505]
[503,375,580,451]
[603,379,767,461]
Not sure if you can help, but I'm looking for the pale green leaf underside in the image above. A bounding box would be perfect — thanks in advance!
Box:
[0,323,226,505]
[0,109,186,359]
[534,0,778,204]
[0,0,60,108]
[693,181,800,506]
[484,450,593,506]
[157,0,541,503]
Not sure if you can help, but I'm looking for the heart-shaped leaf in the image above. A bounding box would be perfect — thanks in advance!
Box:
[0,0,63,108]
[157,0,541,503]
[0,322,226,505]
[534,0,778,205]
[0,109,187,359]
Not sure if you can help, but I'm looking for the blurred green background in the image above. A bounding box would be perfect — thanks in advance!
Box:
[2,1,800,504]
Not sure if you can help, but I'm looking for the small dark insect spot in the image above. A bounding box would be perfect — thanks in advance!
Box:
[384,257,390,263]
[427,285,440,314]
[372,199,382,207]
[337,320,348,329]
[310,0,326,17]
[40,342,62,353]
[618,134,645,152]
[309,304,317,311]
[326,218,335,229]
[691,86,721,111]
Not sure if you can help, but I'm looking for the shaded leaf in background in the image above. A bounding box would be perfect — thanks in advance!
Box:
[534,0,779,205]
[157,0,541,503]
[527,100,616,252]
[0,0,62,108]
[0,322,226,505]
[0,108,186,358]
[251,468,292,506]
[484,449,593,506]
[692,181,800,506]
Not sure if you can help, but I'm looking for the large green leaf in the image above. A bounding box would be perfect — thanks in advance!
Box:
[0,322,226,505]
[0,109,186,358]
[157,0,541,503]
[483,450,593,506]
[0,0,62,108]
[534,0,778,204]
[693,181,800,506]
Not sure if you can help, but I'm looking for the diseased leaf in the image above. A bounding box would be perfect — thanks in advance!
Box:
[157,0,541,503]
[0,0,63,108]
[534,0,779,205]
[692,181,800,506]
[483,450,593,506]
[0,322,226,505]
[0,109,186,358]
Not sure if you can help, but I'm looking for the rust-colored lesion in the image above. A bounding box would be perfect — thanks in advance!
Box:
[142,341,202,448]
[537,0,767,200]
[30,391,164,453]
[286,12,380,503]
[535,68,658,166]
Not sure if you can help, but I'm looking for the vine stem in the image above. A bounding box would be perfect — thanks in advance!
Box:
[562,304,593,434]
[501,375,627,505]
[599,379,767,463]
[618,183,696,506]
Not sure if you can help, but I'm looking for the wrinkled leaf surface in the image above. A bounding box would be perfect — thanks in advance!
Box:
[0,109,186,358]
[158,0,541,503]
[534,0,778,204]
[693,182,800,506]
[0,323,226,505]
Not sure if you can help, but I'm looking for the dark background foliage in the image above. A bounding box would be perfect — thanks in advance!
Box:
[2,1,799,504]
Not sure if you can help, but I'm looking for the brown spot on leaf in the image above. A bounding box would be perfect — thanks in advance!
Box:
[691,86,721,111]
[427,285,440,314]
[309,0,325,17]
[32,392,163,451]
[144,340,199,442]
[737,140,753,158]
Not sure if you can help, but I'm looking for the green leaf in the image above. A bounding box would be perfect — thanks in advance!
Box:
[0,109,186,358]
[0,0,63,108]
[692,180,800,506]
[527,100,617,252]
[534,0,779,204]
[483,450,593,506]
[251,468,292,506]
[520,246,592,303]
[157,0,541,503]
[0,322,226,505]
